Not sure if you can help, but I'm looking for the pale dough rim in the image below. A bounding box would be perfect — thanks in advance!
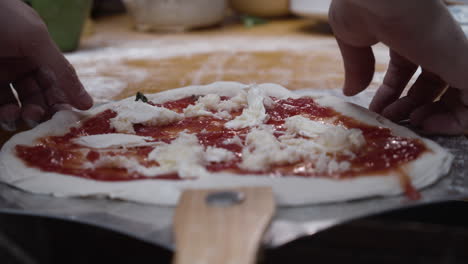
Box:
[0,82,453,206]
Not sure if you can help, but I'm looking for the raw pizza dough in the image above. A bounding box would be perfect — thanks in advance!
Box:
[0,82,453,206]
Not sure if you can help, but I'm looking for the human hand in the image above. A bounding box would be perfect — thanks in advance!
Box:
[329,0,468,135]
[0,0,93,131]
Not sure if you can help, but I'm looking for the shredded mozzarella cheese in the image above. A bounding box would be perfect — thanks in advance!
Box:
[110,101,182,133]
[225,86,267,129]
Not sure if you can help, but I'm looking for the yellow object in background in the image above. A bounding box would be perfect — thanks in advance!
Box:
[82,18,95,38]
[230,0,290,17]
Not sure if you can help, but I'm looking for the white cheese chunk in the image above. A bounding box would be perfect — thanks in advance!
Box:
[240,126,302,171]
[284,115,365,152]
[87,133,207,178]
[93,156,141,171]
[110,101,183,133]
[183,103,214,117]
[205,147,236,163]
[198,94,221,109]
[215,111,232,119]
[89,133,237,178]
[72,134,157,148]
[225,86,267,129]
[240,124,356,174]
[92,155,171,177]
[222,135,243,146]
[218,90,247,112]
[263,95,275,109]
[183,94,231,119]
[147,133,209,178]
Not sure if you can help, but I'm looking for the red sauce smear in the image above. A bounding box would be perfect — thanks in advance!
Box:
[153,96,197,113]
[397,169,422,200]
[15,95,427,198]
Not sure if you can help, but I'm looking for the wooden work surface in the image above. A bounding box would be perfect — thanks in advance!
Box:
[0,14,391,144]
[70,14,390,101]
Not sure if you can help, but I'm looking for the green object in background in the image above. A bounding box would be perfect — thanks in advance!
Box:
[25,0,92,52]
[241,15,268,28]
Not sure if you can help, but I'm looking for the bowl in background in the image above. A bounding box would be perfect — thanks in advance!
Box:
[123,0,227,32]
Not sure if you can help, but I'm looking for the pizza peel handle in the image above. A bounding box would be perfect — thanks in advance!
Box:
[173,187,275,264]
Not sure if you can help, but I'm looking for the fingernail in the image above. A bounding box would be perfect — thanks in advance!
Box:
[1,121,17,132]
[24,119,39,128]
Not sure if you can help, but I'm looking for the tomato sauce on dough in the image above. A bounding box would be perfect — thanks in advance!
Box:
[16,95,427,193]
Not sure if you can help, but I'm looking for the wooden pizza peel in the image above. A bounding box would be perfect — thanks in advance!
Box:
[173,187,275,264]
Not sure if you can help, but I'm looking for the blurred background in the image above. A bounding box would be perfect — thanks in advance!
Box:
[2,1,468,263]
[23,0,345,104]
[21,0,468,102]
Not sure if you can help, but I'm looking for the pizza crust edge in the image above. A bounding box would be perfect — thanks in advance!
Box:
[0,82,453,206]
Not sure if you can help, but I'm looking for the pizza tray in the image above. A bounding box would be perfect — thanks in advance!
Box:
[0,89,467,251]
